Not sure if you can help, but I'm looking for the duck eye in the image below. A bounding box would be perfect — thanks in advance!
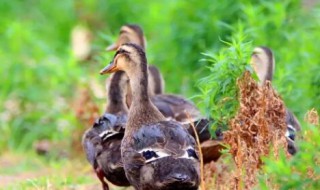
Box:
[187,148,198,159]
[142,150,158,160]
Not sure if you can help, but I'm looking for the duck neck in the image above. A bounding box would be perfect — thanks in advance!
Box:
[122,34,145,51]
[105,71,128,114]
[124,57,166,133]
[265,56,274,82]
[258,59,274,86]
[127,64,150,105]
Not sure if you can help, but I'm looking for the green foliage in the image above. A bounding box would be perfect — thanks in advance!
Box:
[237,0,320,119]
[0,1,80,151]
[197,28,253,134]
[258,123,320,189]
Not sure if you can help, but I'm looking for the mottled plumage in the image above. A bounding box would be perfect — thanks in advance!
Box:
[100,43,200,190]
[82,71,130,190]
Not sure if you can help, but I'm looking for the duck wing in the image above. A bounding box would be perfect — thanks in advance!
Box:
[286,109,301,131]
[131,121,199,159]
[82,129,100,167]
[151,94,201,122]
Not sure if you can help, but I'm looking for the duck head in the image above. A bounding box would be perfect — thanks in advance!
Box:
[100,43,149,104]
[106,24,146,51]
[100,43,146,75]
[250,46,275,86]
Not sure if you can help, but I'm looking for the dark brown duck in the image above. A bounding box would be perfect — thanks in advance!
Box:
[106,24,164,96]
[100,43,200,190]
[107,64,223,163]
[82,71,130,190]
[106,24,204,123]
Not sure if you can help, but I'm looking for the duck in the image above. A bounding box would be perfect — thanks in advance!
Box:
[108,69,212,138]
[109,69,223,164]
[82,71,131,190]
[100,43,200,190]
[251,46,301,155]
[107,24,203,123]
[106,24,164,96]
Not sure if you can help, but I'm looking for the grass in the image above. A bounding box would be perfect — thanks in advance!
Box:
[0,152,100,190]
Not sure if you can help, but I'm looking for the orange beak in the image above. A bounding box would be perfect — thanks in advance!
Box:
[100,61,119,75]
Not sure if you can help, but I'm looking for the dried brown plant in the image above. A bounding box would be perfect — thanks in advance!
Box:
[204,155,237,190]
[187,112,206,190]
[222,71,288,189]
[304,108,319,126]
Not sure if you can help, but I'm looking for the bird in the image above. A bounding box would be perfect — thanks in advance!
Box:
[107,69,223,164]
[107,24,204,124]
[106,24,164,96]
[100,43,200,190]
[82,71,131,190]
[251,46,301,155]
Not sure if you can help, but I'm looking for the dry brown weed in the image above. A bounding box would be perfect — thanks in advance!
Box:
[304,108,319,126]
[220,71,288,189]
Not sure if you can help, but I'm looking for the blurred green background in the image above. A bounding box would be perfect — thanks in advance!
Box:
[0,0,319,189]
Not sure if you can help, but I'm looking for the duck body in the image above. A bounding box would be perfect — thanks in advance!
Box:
[82,113,125,190]
[122,121,200,190]
[100,43,200,190]
[82,71,131,189]
[285,109,301,155]
[94,113,130,187]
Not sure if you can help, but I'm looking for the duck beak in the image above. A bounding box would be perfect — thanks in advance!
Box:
[100,61,118,74]
[105,43,118,51]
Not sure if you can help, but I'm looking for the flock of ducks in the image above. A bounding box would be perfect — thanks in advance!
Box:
[82,24,301,190]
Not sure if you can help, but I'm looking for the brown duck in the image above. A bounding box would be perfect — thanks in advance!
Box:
[106,24,164,96]
[107,24,203,123]
[109,69,223,164]
[100,43,200,190]
[82,71,130,190]
[251,46,301,155]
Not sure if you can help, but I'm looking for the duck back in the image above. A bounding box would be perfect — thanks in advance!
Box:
[121,121,200,190]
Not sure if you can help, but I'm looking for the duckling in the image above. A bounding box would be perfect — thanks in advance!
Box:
[82,71,130,190]
[106,24,164,96]
[251,46,301,155]
[100,43,200,190]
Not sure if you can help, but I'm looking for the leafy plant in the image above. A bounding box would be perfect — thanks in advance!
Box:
[197,27,253,135]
